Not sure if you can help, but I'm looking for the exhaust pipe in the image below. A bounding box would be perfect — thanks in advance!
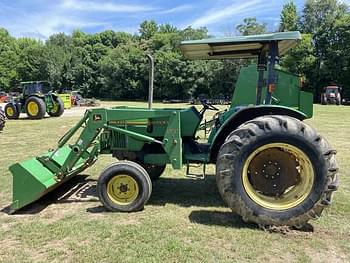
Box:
[146,54,154,109]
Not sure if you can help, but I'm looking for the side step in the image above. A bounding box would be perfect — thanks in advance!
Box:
[185,162,206,180]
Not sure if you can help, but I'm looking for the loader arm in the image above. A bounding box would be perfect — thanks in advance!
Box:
[40,108,181,177]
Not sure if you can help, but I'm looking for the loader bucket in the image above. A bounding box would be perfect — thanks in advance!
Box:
[9,145,95,213]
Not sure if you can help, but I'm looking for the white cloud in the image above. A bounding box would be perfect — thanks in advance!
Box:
[189,0,265,27]
[62,0,156,13]
[4,11,107,38]
[158,4,193,14]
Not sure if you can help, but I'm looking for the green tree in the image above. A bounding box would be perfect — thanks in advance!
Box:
[139,20,158,39]
[236,18,267,36]
[281,34,316,90]
[280,1,298,31]
[299,0,348,98]
[180,26,208,40]
[300,0,347,34]
[16,38,46,82]
[0,28,19,91]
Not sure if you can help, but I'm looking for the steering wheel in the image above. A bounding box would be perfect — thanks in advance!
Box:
[200,99,219,111]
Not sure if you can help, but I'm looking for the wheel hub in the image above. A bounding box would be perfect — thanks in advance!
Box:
[107,175,139,205]
[263,161,280,179]
[119,183,129,193]
[248,148,299,196]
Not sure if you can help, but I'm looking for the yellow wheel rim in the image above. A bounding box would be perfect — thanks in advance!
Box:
[242,143,314,210]
[6,107,14,117]
[107,175,139,205]
[27,101,39,116]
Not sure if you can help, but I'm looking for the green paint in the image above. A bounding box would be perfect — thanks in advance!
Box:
[231,65,313,118]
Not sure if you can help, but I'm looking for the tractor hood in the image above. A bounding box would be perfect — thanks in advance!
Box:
[180,31,301,60]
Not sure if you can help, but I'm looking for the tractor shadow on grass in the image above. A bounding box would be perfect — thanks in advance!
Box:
[1,174,98,215]
[188,210,258,230]
[87,176,225,213]
[2,175,224,215]
[149,175,225,208]
[86,175,226,213]
[7,115,52,121]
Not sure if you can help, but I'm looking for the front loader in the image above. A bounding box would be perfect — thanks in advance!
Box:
[8,32,338,228]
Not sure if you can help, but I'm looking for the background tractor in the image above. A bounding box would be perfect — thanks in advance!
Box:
[4,81,64,120]
[321,85,342,105]
[8,32,338,228]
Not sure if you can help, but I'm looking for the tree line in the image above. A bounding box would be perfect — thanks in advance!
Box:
[0,0,349,101]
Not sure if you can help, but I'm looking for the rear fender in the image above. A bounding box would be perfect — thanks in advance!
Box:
[209,105,308,162]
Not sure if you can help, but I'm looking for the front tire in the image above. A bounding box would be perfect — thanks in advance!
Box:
[216,115,338,227]
[97,161,152,212]
[4,103,19,119]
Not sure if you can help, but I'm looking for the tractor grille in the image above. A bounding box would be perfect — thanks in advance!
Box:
[112,131,126,149]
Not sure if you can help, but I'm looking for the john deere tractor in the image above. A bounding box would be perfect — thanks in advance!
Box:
[8,32,338,228]
[4,81,64,119]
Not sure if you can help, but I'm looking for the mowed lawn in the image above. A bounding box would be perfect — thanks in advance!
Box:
[0,102,349,263]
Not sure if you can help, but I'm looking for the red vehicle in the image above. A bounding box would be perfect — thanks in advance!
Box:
[321,86,342,105]
[0,91,8,103]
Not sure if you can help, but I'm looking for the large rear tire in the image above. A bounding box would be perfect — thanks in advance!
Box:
[97,161,152,212]
[25,96,46,119]
[216,115,338,228]
[48,96,64,117]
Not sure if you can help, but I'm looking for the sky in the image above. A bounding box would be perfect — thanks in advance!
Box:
[0,0,343,39]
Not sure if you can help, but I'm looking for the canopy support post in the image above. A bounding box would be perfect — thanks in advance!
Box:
[256,47,267,105]
[265,41,279,105]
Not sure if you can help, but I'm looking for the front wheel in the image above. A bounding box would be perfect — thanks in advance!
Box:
[97,161,152,212]
[4,103,19,119]
[216,115,338,228]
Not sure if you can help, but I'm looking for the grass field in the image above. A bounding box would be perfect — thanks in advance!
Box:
[0,102,349,263]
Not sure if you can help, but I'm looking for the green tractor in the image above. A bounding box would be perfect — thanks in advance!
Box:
[4,81,64,120]
[8,32,338,228]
